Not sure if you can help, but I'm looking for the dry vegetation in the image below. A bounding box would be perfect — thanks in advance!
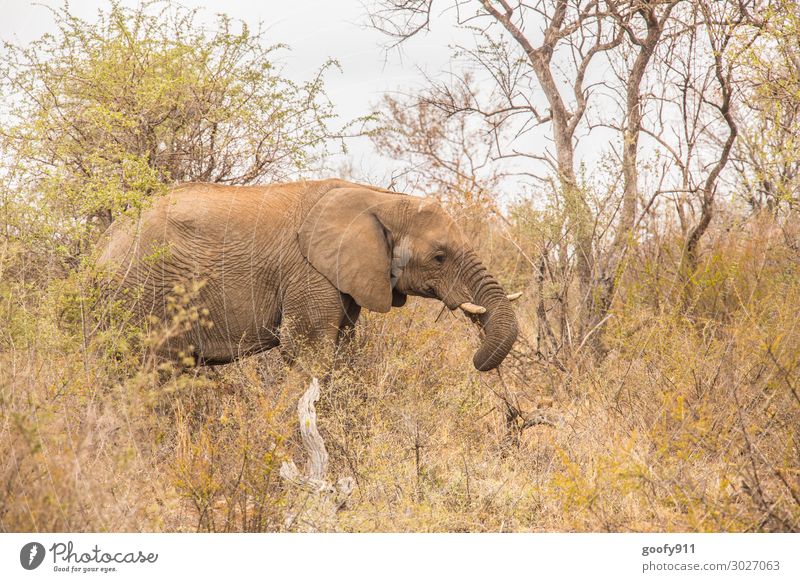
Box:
[2,209,798,532]
[1,0,799,532]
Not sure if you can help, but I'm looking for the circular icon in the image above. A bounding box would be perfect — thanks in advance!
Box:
[20,542,46,570]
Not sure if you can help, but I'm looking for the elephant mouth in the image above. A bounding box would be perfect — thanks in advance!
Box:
[415,285,438,300]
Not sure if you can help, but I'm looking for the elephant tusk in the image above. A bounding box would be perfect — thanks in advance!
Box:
[459,302,486,315]
[507,291,523,301]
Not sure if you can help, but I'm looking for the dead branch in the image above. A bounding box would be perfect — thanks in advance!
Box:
[280,378,355,531]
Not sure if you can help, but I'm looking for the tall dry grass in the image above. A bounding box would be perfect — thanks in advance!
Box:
[1,212,798,532]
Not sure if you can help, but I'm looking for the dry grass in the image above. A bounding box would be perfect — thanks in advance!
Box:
[1,214,799,532]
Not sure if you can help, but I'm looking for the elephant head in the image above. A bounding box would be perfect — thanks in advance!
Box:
[298,186,519,371]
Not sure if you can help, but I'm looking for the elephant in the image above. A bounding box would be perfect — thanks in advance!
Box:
[96,179,519,371]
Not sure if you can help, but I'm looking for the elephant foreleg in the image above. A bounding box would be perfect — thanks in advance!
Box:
[334,295,361,364]
[278,285,350,374]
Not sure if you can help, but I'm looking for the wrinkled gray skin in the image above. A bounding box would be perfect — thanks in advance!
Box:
[97,179,518,370]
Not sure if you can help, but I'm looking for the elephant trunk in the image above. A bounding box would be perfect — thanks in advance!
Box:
[459,252,519,371]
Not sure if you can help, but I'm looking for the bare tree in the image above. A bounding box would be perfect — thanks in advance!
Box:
[670,1,742,286]
[370,1,624,354]
[597,1,680,319]
[370,0,758,360]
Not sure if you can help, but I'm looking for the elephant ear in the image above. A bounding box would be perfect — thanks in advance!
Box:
[298,187,395,313]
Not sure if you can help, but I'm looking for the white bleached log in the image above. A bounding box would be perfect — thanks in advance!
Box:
[280,377,354,530]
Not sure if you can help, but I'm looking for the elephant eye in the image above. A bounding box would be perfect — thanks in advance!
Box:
[433,251,446,265]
